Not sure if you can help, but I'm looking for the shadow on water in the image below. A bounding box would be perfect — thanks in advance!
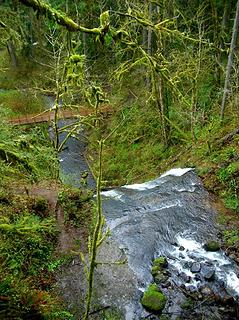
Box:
[45,96,96,189]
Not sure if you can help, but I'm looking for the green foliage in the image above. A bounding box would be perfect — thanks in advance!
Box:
[58,186,93,228]
[100,11,110,28]
[0,190,69,318]
[0,121,57,185]
[0,214,57,276]
[0,89,45,116]
[223,195,239,212]
[223,229,239,247]
[217,162,239,182]
[216,161,239,211]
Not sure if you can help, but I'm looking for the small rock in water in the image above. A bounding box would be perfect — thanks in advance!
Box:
[201,265,215,281]
[217,279,225,287]
[179,246,185,251]
[186,285,197,292]
[195,273,203,282]
[188,254,198,260]
[191,262,201,273]
[161,280,171,288]
[179,253,185,259]
[183,261,193,269]
[180,272,191,283]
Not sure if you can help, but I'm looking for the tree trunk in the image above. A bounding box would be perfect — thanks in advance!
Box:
[147,3,152,56]
[217,0,233,85]
[220,0,239,120]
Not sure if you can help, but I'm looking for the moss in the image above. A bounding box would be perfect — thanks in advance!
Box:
[180,297,194,310]
[151,256,168,274]
[141,283,167,312]
[103,308,123,319]
[203,240,220,252]
[153,256,168,268]
[151,265,160,276]
[69,55,84,64]
[154,272,168,283]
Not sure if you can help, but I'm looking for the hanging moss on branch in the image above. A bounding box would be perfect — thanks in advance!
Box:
[18,0,109,35]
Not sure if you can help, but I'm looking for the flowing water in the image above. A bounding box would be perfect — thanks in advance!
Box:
[45,96,95,189]
[42,95,239,318]
[98,168,239,319]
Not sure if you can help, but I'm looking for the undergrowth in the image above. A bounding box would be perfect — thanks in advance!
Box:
[0,89,45,116]
[0,190,73,319]
[0,120,57,186]
[58,186,94,229]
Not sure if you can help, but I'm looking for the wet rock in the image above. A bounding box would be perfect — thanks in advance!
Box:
[180,272,191,283]
[201,265,215,281]
[188,254,199,260]
[191,262,201,273]
[186,285,197,292]
[179,246,185,251]
[161,280,171,288]
[154,272,168,284]
[200,286,212,295]
[203,240,220,252]
[217,279,225,287]
[167,253,176,260]
[194,273,203,282]
[229,254,236,261]
[183,261,193,269]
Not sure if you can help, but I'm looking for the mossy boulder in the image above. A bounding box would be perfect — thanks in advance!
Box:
[151,256,168,276]
[203,240,220,252]
[141,283,167,312]
[153,256,168,268]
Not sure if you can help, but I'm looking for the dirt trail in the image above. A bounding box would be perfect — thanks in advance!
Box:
[26,184,82,253]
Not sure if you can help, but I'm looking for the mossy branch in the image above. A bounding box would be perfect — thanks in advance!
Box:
[18,0,108,35]
[83,140,104,320]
